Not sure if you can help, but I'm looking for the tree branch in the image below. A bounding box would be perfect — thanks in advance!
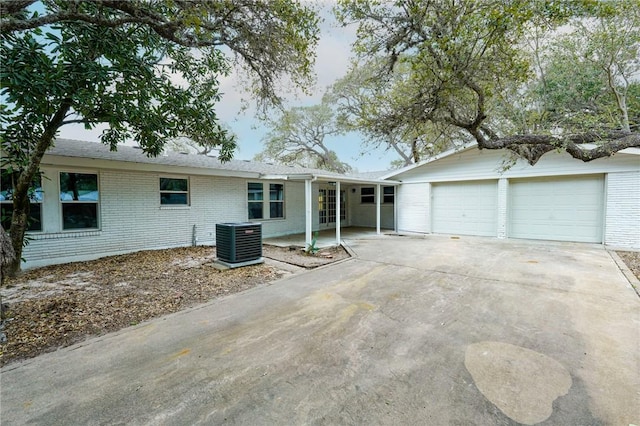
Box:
[478,131,640,165]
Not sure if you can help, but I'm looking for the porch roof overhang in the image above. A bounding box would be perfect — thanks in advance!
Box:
[259,173,399,185]
[262,173,398,251]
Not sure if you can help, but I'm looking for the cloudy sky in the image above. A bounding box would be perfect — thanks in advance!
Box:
[59,3,393,172]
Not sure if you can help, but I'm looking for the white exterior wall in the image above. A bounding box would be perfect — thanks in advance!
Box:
[397,182,430,233]
[605,171,640,249]
[392,148,639,248]
[22,167,306,269]
[348,185,394,229]
[396,149,639,182]
[497,178,508,239]
[350,204,394,229]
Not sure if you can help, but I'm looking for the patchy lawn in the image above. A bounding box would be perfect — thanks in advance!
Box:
[0,245,349,366]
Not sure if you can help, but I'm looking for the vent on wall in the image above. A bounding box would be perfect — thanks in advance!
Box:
[215,222,262,264]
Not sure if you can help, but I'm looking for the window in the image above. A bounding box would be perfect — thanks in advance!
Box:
[248,182,264,219]
[319,189,345,224]
[1,169,43,231]
[269,183,284,219]
[60,172,99,230]
[361,187,375,204]
[318,189,326,224]
[383,186,395,204]
[160,177,189,205]
[248,182,284,220]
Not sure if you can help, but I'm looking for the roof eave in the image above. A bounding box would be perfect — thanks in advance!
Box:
[261,173,399,185]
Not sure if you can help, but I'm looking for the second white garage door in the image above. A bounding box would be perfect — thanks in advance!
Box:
[432,180,498,237]
[508,175,604,243]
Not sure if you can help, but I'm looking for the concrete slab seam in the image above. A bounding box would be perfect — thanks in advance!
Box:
[340,240,358,259]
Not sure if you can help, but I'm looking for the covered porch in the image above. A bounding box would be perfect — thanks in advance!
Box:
[260,172,398,250]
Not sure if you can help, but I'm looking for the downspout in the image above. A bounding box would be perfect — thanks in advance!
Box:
[192,224,197,247]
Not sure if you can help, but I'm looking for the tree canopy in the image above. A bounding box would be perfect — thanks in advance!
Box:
[255,102,352,173]
[334,0,640,166]
[0,0,320,274]
[328,59,471,167]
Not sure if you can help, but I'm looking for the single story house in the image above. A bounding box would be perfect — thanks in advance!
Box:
[1,139,397,269]
[1,139,638,269]
[386,144,639,249]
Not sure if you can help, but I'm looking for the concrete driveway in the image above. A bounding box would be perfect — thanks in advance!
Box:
[1,235,638,425]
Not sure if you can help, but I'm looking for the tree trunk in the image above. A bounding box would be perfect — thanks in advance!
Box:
[1,225,16,320]
[6,196,29,277]
[411,138,421,164]
[6,99,73,276]
[606,65,631,133]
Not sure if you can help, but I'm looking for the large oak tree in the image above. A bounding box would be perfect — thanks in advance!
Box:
[0,0,319,275]
[334,0,639,166]
[255,102,352,173]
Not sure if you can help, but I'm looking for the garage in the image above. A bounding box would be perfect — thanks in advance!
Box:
[432,180,498,236]
[508,175,604,243]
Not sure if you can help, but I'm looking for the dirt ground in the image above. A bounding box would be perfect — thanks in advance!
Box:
[616,251,640,284]
[0,244,349,366]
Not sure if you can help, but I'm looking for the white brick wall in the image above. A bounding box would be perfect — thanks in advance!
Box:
[605,171,640,249]
[22,168,307,268]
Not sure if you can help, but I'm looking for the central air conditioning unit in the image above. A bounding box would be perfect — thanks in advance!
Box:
[215,222,263,267]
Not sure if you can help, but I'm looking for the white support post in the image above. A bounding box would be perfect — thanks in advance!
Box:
[376,183,381,235]
[335,181,341,245]
[305,179,313,249]
[394,185,398,234]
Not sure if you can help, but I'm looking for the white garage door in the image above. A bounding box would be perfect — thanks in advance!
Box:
[509,175,604,243]
[432,180,498,236]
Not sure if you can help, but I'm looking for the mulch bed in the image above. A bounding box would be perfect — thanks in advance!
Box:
[0,244,349,366]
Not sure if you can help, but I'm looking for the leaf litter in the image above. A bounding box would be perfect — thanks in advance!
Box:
[0,244,349,366]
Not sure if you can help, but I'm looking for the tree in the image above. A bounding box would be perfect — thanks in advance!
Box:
[166,123,237,155]
[335,0,640,166]
[0,0,319,275]
[255,102,352,173]
[0,224,15,320]
[329,59,470,167]
[571,3,640,133]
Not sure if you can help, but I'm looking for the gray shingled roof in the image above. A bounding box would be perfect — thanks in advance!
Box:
[45,139,392,182]
[47,139,338,176]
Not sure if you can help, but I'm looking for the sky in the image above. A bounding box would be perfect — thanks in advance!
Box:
[58,3,395,172]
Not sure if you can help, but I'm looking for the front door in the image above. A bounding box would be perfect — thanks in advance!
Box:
[319,187,346,229]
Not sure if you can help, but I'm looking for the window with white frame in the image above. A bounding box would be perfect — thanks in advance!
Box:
[59,172,99,230]
[1,169,43,232]
[248,182,284,220]
[160,177,189,205]
[360,187,375,204]
[383,186,395,204]
[269,183,284,219]
[248,182,264,219]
